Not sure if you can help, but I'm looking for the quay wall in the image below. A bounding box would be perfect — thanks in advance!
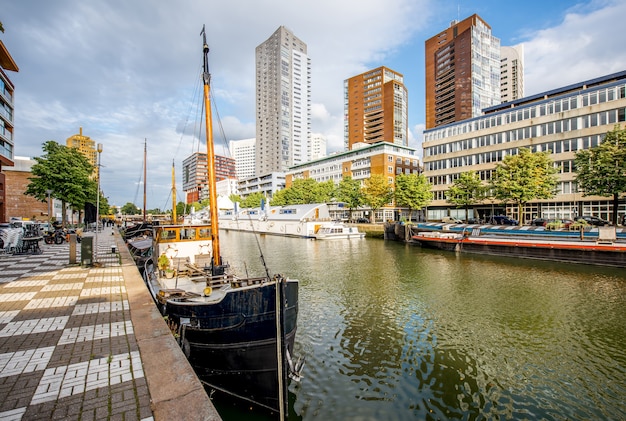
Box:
[115,231,221,421]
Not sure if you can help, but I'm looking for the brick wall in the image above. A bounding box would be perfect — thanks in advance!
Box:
[4,170,48,222]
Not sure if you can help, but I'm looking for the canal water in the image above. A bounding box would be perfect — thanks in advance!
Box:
[214,230,626,420]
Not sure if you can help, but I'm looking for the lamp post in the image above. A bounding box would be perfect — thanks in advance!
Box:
[95,143,103,263]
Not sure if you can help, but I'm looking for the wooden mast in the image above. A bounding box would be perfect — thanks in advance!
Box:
[171,160,177,224]
[143,139,147,223]
[201,26,221,271]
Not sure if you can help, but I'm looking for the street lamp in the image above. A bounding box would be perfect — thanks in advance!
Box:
[95,143,103,263]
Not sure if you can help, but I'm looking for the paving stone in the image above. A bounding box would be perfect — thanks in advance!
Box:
[0,227,155,421]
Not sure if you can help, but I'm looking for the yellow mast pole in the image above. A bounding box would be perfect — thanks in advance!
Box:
[201,26,221,268]
[171,160,177,224]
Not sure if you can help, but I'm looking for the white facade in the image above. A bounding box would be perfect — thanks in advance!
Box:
[229,138,256,179]
[310,133,327,161]
[500,44,525,103]
[255,26,311,175]
[238,172,286,199]
[216,177,239,197]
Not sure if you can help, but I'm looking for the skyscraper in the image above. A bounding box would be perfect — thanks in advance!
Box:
[425,14,501,129]
[344,66,408,150]
[500,45,525,103]
[66,127,98,180]
[255,26,311,175]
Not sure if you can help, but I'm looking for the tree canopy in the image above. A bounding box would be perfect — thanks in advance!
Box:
[121,202,140,215]
[574,125,626,225]
[490,147,559,225]
[25,141,97,225]
[394,173,432,222]
[335,176,365,221]
[240,192,265,208]
[270,178,335,206]
[363,174,393,223]
[446,171,485,222]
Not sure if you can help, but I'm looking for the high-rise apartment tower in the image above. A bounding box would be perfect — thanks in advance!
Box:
[425,14,501,129]
[500,45,525,103]
[344,66,408,150]
[255,26,311,175]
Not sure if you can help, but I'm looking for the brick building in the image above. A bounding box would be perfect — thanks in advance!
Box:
[4,157,49,221]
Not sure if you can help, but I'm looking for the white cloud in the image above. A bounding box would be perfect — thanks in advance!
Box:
[523,0,626,95]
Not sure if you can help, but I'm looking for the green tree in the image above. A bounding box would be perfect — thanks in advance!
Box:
[121,202,140,215]
[574,125,626,225]
[240,192,265,208]
[271,178,336,206]
[363,174,393,223]
[491,148,559,225]
[25,141,96,227]
[446,171,486,222]
[335,176,365,221]
[175,201,187,217]
[394,173,432,222]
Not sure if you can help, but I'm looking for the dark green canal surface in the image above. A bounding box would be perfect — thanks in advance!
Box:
[214,230,626,420]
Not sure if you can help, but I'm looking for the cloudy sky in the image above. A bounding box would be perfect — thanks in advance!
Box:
[3,0,626,210]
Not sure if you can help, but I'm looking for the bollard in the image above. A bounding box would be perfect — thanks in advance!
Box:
[69,234,77,264]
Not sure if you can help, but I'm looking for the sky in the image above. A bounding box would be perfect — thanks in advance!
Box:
[2,0,626,211]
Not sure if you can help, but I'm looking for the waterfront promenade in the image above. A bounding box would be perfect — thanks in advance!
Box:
[0,226,220,420]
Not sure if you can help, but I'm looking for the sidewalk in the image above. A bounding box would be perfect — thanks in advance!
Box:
[0,226,219,420]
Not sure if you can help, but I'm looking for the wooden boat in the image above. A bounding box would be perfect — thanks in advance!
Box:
[139,27,302,417]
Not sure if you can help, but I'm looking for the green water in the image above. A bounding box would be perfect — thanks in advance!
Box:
[215,231,626,420]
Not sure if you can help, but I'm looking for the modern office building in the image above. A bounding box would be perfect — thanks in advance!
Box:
[422,70,626,223]
[66,127,98,179]
[255,26,311,175]
[425,14,501,129]
[182,151,236,203]
[344,66,408,150]
[500,45,524,103]
[229,138,256,179]
[0,38,18,222]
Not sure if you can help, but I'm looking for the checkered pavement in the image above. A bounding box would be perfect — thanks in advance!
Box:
[0,227,153,420]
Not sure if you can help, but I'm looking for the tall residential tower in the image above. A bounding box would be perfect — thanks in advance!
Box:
[425,14,501,129]
[344,66,408,150]
[500,45,525,103]
[255,26,311,175]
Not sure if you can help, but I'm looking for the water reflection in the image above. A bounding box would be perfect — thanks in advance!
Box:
[216,232,626,420]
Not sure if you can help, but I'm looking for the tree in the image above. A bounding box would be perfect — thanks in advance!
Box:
[270,179,336,206]
[363,174,393,223]
[240,192,265,208]
[490,148,559,225]
[121,202,140,215]
[574,125,626,225]
[446,171,486,222]
[25,141,96,227]
[335,176,365,221]
[394,173,432,222]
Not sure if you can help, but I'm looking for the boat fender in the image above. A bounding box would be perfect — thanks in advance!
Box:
[297,226,301,233]
[203,286,212,296]
[281,225,285,232]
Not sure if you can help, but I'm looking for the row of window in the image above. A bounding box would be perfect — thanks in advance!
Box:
[426,108,625,158]
[426,82,626,142]
[425,134,603,172]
